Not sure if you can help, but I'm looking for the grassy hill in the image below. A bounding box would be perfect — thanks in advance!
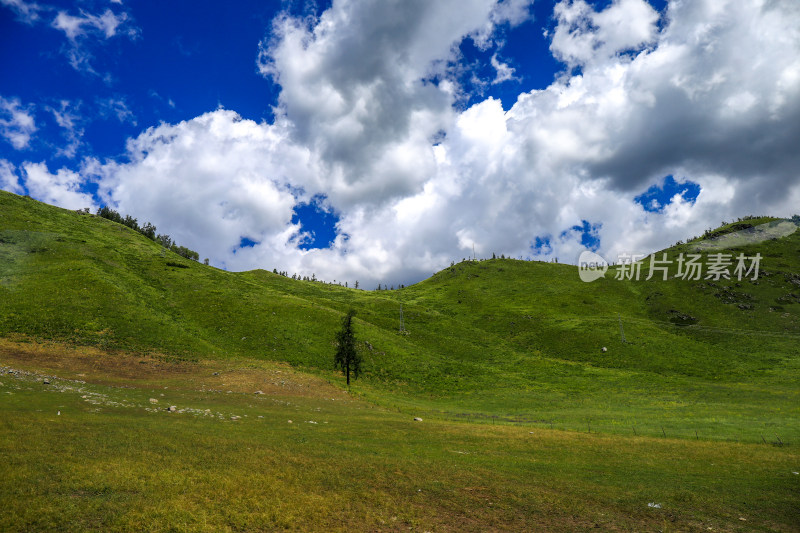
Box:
[1,190,799,441]
[2,190,799,531]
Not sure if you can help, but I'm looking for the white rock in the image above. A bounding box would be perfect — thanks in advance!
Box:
[414,417,423,422]
[149,398,159,404]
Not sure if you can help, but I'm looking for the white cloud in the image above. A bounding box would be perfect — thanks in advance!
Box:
[0,160,24,194]
[550,0,660,67]
[257,0,519,209]
[21,162,96,210]
[1,3,139,74]
[96,97,136,125]
[52,8,132,40]
[48,100,84,158]
[87,110,309,266]
[3,1,139,73]
[50,8,138,73]
[15,0,800,287]
[0,0,42,24]
[0,96,37,149]
[490,53,516,84]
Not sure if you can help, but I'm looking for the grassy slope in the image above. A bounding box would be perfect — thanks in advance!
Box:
[2,192,800,531]
[1,343,798,532]
[1,191,799,441]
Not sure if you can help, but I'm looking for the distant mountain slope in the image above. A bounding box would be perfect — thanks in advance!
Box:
[2,190,799,440]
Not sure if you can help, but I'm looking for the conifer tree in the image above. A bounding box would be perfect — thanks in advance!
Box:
[334,310,360,386]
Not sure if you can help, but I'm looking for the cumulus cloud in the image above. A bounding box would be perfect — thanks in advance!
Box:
[258,0,515,208]
[0,160,24,194]
[429,0,800,263]
[12,0,800,287]
[20,162,97,210]
[550,0,660,67]
[0,96,37,149]
[88,110,309,267]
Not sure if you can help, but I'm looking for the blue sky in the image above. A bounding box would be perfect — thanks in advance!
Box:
[1,0,799,287]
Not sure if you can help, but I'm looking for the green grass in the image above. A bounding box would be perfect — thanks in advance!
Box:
[2,191,798,442]
[1,351,798,532]
[2,190,800,530]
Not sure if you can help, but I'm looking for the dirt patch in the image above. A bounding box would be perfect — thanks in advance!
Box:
[0,336,349,400]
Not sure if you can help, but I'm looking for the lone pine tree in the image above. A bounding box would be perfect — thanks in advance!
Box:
[334,309,361,386]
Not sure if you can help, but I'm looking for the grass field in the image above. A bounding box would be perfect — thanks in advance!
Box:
[1,190,799,530]
[2,342,798,532]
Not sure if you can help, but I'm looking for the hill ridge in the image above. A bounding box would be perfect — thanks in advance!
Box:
[1,189,799,441]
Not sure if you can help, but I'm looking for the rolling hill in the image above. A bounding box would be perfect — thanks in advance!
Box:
[3,189,800,531]
[1,190,799,441]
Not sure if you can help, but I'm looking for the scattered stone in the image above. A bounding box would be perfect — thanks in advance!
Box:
[7,369,13,374]
[167,405,177,412]
[739,517,747,521]
[149,398,159,404]
[601,347,607,353]
[647,502,661,509]
[213,372,219,376]
[287,420,293,424]
[414,417,423,422]
[231,416,241,420]
[43,378,50,385]
[57,411,60,416]
[254,390,263,395]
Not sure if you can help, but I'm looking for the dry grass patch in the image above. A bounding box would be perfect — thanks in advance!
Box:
[0,336,348,400]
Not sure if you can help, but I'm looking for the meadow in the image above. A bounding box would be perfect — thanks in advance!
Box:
[1,190,799,531]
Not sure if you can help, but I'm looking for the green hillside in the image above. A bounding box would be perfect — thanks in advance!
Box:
[1,190,799,441]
